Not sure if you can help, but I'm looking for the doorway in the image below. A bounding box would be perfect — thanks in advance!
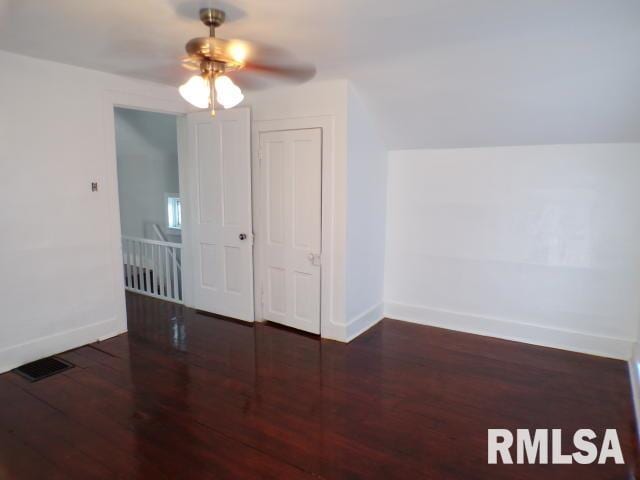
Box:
[114,107,184,304]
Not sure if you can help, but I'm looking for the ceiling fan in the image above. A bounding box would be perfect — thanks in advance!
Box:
[179,8,315,116]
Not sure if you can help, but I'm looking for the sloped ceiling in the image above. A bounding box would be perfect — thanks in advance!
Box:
[0,0,639,149]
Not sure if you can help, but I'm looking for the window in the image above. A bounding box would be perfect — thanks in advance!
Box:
[167,195,182,230]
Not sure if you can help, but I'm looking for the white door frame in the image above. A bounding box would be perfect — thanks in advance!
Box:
[102,91,189,331]
[252,116,336,338]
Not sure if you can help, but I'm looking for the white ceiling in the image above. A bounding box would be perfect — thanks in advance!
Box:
[1,0,639,149]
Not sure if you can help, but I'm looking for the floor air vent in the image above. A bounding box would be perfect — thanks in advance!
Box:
[13,356,74,382]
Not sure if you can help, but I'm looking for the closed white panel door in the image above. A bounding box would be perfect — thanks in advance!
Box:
[186,109,253,321]
[260,128,322,333]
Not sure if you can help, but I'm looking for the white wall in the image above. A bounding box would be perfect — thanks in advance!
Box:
[0,50,184,373]
[344,85,387,339]
[115,107,180,241]
[385,143,640,359]
[8,44,634,368]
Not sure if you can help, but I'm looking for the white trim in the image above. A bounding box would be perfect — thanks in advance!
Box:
[345,303,384,342]
[0,318,124,373]
[252,115,340,340]
[102,91,188,336]
[165,192,182,231]
[629,343,640,437]
[176,116,193,307]
[384,301,633,360]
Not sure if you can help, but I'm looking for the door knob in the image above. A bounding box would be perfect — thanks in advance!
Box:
[239,233,247,240]
[307,253,321,266]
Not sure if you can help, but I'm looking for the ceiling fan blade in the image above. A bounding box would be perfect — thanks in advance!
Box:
[229,61,316,91]
[181,57,201,71]
[228,39,316,86]
[243,61,316,82]
[117,62,195,85]
[181,34,315,88]
[227,72,270,91]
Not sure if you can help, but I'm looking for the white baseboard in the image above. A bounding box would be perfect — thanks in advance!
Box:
[345,302,384,342]
[384,301,633,360]
[0,317,126,374]
[629,343,640,436]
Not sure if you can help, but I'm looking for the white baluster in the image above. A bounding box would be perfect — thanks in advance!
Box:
[143,243,151,293]
[122,240,128,287]
[165,246,173,299]
[172,246,179,301]
[132,240,138,290]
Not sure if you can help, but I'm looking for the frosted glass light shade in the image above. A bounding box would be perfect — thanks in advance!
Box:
[215,75,244,109]
[179,75,210,109]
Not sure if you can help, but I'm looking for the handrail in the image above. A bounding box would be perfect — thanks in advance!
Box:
[122,235,182,249]
[152,223,168,242]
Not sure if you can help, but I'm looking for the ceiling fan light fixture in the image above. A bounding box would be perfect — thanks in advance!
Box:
[215,75,244,109]
[227,41,249,63]
[179,75,210,109]
[179,8,314,113]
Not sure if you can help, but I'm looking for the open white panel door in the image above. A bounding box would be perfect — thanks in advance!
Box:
[260,128,322,334]
[185,108,253,321]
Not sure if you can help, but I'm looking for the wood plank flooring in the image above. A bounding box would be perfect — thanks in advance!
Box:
[0,292,637,479]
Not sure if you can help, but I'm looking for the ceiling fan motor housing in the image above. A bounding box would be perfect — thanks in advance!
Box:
[200,60,226,78]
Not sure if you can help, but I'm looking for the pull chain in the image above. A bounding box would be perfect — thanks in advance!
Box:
[209,74,216,116]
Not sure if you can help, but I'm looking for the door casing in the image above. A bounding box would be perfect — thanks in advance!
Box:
[103,91,188,334]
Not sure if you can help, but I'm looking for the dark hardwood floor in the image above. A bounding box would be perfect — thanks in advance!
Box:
[0,292,637,479]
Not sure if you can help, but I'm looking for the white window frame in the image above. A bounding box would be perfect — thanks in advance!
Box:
[165,192,182,231]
